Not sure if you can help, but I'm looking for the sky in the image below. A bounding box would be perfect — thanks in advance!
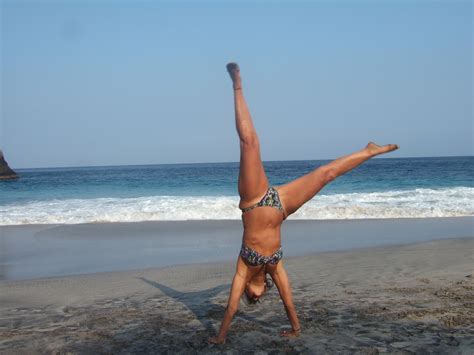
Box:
[1,0,472,168]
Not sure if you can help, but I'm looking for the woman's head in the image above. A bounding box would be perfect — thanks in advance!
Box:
[244,273,274,304]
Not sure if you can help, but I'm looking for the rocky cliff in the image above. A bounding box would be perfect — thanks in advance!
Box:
[0,150,19,180]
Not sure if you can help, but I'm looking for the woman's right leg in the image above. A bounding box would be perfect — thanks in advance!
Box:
[277,142,398,216]
[227,63,269,205]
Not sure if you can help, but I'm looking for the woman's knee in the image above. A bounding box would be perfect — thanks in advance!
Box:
[318,166,338,184]
[239,133,259,148]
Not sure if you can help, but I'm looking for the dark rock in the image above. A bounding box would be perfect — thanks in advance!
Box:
[0,150,19,180]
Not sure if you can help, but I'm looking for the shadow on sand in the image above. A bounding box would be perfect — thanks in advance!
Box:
[138,277,266,332]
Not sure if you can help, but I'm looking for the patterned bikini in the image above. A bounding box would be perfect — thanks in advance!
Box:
[239,187,286,266]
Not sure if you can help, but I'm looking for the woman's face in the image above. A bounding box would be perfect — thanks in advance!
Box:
[245,280,266,303]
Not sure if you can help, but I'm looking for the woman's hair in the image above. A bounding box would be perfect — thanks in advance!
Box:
[265,273,274,290]
[243,273,274,305]
[243,293,258,305]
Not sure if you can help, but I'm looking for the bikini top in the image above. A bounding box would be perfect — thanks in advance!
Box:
[241,186,285,215]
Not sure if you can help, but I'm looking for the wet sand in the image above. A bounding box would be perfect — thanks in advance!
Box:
[1,237,473,354]
[1,217,472,280]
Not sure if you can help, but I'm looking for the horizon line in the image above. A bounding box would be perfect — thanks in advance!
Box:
[13,154,474,171]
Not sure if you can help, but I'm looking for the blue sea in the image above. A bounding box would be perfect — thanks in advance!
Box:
[0,156,472,225]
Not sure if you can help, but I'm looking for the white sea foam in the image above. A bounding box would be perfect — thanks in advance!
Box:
[1,187,472,225]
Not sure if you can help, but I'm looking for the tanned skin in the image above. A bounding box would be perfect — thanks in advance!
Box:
[208,63,398,344]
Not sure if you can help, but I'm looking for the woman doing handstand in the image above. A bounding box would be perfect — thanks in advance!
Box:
[208,63,398,344]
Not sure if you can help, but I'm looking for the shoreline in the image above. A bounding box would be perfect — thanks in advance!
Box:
[1,237,473,353]
[1,216,472,281]
[2,214,474,226]
[1,235,473,286]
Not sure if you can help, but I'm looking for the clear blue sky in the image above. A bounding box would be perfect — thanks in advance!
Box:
[1,0,472,168]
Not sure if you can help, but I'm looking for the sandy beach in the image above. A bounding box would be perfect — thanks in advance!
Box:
[1,224,473,353]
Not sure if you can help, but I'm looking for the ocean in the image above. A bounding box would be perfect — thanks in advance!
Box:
[0,156,472,225]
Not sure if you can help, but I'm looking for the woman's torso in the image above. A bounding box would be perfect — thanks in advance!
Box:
[241,207,284,256]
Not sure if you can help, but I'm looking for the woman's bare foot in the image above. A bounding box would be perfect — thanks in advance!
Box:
[226,62,242,90]
[365,142,399,157]
[280,328,301,337]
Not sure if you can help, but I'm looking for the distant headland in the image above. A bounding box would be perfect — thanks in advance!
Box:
[0,150,19,180]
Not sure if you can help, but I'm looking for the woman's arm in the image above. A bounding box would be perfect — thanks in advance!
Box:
[270,262,301,336]
[208,269,247,344]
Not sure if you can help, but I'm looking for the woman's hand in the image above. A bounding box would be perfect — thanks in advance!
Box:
[208,336,226,344]
[280,328,301,337]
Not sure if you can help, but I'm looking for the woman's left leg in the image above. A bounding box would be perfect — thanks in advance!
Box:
[227,63,269,206]
[277,142,398,216]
